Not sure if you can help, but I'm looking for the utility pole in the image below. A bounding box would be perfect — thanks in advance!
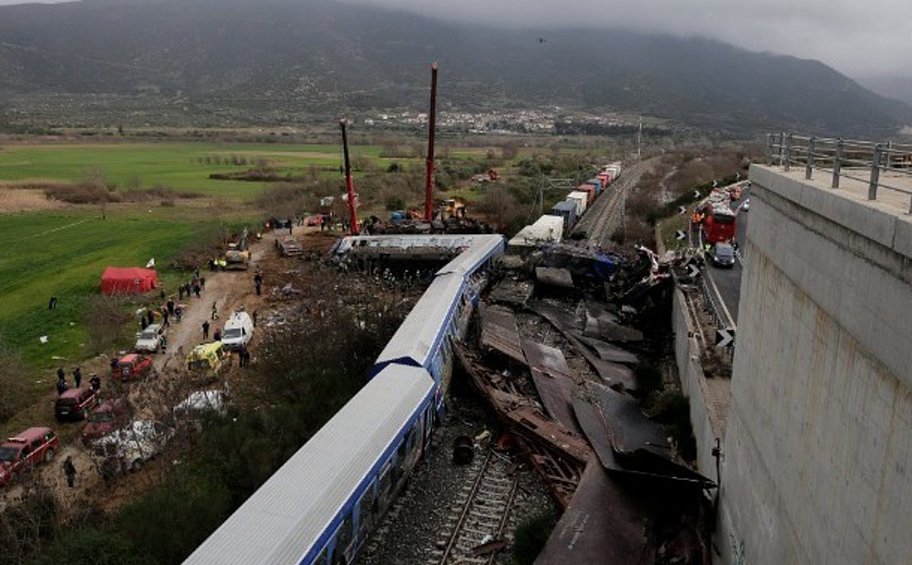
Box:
[637,115,643,161]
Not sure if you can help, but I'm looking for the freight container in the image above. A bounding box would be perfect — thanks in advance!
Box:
[567,191,589,215]
[585,178,602,195]
[550,200,578,231]
[508,215,565,249]
[576,184,596,204]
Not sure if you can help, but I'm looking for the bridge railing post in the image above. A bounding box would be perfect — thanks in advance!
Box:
[805,137,816,180]
[784,134,793,172]
[832,139,843,188]
[778,132,786,167]
[869,144,881,201]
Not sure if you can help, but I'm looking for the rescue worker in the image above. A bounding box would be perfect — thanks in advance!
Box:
[73,367,82,388]
[211,302,218,320]
[63,456,76,489]
[160,336,168,354]
[56,375,68,395]
[89,373,101,394]
[202,320,210,340]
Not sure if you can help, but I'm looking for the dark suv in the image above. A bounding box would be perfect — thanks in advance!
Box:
[55,387,99,422]
[711,242,736,268]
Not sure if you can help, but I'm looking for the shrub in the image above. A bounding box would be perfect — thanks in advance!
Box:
[43,183,122,204]
[33,528,141,565]
[0,489,58,565]
[84,295,133,355]
[513,510,558,564]
[634,362,663,394]
[116,472,231,565]
[385,195,406,211]
[652,391,697,462]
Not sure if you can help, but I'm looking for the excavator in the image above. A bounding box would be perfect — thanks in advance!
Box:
[224,228,251,271]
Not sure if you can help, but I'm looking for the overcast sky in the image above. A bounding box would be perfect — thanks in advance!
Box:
[0,0,908,78]
[346,0,911,79]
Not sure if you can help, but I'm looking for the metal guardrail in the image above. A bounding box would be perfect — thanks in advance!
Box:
[767,133,912,214]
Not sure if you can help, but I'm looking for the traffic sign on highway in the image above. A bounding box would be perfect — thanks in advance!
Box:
[716,328,735,348]
[687,264,700,278]
[675,230,686,241]
[678,205,687,215]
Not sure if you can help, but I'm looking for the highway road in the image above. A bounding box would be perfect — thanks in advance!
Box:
[699,186,750,324]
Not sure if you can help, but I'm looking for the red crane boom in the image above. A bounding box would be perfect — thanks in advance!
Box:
[424,62,439,221]
[340,119,359,235]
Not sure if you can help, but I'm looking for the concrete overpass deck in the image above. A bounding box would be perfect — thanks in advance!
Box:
[775,167,912,215]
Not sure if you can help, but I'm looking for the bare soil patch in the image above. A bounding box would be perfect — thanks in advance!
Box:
[0,188,66,212]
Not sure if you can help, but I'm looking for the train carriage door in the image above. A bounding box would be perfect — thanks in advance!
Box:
[377,461,394,511]
[357,479,378,539]
[332,513,353,565]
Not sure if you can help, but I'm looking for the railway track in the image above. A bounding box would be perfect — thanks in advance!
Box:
[430,450,519,565]
[572,157,658,247]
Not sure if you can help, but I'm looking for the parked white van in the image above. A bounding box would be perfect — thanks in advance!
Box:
[221,311,254,350]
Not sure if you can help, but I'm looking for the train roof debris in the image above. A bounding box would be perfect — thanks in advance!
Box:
[535,267,574,289]
[534,462,650,565]
[480,304,526,365]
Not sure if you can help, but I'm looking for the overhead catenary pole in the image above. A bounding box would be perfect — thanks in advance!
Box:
[340,119,359,235]
[424,61,439,221]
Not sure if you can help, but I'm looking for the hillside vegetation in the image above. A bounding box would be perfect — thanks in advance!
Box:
[0,0,908,135]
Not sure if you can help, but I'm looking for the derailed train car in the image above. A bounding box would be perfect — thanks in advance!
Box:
[184,234,505,565]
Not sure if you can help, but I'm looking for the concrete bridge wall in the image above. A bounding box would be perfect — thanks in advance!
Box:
[717,165,912,564]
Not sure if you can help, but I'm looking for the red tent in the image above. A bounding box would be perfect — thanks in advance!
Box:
[100,267,158,295]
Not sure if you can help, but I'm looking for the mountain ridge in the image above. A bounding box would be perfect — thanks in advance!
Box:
[0,0,909,135]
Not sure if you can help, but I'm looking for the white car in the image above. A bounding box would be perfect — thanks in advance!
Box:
[135,324,163,352]
[91,420,174,478]
[173,390,228,418]
[220,311,254,350]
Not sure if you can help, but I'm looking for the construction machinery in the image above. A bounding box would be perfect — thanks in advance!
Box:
[224,228,250,270]
[438,197,466,221]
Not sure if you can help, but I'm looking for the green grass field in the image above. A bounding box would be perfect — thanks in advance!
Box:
[0,142,412,199]
[0,208,229,371]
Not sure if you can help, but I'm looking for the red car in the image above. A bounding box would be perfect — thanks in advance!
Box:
[55,387,99,422]
[82,398,131,445]
[112,353,154,381]
[0,427,59,487]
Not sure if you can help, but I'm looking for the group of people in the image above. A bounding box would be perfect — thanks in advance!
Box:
[177,270,206,301]
[55,366,100,395]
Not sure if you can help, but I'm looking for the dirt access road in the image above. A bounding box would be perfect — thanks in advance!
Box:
[153,236,274,374]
